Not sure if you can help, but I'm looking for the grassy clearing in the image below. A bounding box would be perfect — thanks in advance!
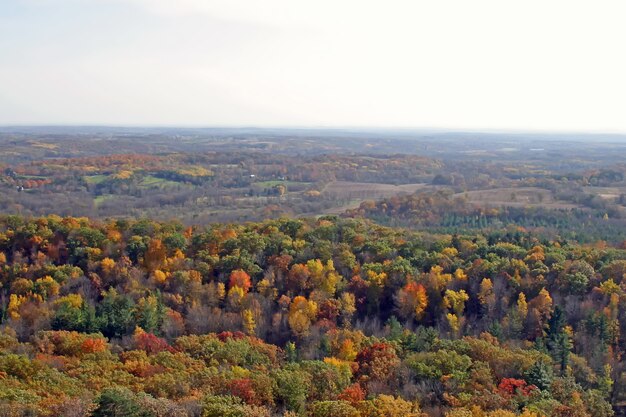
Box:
[322,181,426,196]
[94,194,116,206]
[84,175,108,184]
[139,175,181,188]
[582,186,625,201]
[255,180,312,188]
[17,175,48,180]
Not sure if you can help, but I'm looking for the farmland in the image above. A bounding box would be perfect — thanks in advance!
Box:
[2,128,626,236]
[455,187,580,209]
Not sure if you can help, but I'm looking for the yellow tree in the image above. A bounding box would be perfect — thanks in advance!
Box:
[478,278,496,316]
[340,292,356,326]
[444,289,469,316]
[429,265,452,291]
[288,296,318,337]
[100,257,116,275]
[242,309,256,336]
[307,259,340,296]
[144,238,166,272]
[443,289,468,337]
[517,292,528,319]
[527,288,553,338]
[454,268,468,282]
[227,285,245,312]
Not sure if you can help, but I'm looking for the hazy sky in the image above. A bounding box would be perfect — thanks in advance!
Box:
[1,0,625,131]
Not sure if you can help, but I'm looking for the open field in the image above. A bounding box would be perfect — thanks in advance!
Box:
[322,181,427,198]
[254,180,311,188]
[83,174,108,184]
[93,194,115,206]
[3,129,626,228]
[456,187,581,209]
[582,186,625,201]
[320,181,429,214]
[139,175,183,189]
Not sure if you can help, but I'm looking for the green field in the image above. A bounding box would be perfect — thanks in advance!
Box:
[93,194,115,205]
[84,174,182,189]
[17,174,48,180]
[139,175,182,188]
[84,174,109,184]
[255,180,311,188]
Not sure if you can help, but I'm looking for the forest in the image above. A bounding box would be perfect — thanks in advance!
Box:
[2,130,626,416]
[0,214,625,417]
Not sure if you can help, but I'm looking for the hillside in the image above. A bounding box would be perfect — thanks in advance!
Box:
[0,215,624,416]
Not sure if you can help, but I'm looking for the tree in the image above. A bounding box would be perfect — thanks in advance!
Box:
[144,239,166,272]
[339,292,356,326]
[558,260,594,295]
[229,270,252,294]
[478,278,496,316]
[356,342,400,385]
[310,401,360,417]
[287,263,311,293]
[358,395,422,417]
[135,294,165,334]
[242,309,256,336]
[288,296,318,337]
[338,383,366,405]
[52,295,98,333]
[527,288,553,338]
[517,292,528,319]
[444,289,469,316]
[93,388,154,417]
[395,282,428,322]
[546,306,572,374]
[202,395,267,417]
[34,276,60,299]
[272,367,311,413]
[97,289,136,338]
[524,360,553,391]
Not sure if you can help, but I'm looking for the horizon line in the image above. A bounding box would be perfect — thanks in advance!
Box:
[2,124,626,136]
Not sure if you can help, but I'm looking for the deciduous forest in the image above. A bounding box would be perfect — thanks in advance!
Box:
[2,129,626,416]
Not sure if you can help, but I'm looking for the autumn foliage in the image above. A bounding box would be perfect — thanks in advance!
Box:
[0,215,620,416]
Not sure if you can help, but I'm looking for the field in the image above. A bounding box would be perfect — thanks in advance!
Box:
[456,187,580,209]
[93,194,115,206]
[3,129,626,229]
[322,181,427,196]
[320,181,428,213]
[582,186,625,201]
[84,175,109,184]
[254,180,312,188]
[139,175,183,189]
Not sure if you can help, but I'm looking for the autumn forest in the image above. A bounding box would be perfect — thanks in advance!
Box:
[2,128,626,417]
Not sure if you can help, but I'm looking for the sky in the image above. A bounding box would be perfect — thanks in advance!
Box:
[1,0,625,131]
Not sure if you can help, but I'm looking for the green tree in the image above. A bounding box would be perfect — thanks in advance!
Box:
[272,366,311,413]
[524,360,554,391]
[97,289,136,338]
[547,306,572,374]
[93,388,155,417]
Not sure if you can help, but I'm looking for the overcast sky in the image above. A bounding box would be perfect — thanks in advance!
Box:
[1,0,625,131]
